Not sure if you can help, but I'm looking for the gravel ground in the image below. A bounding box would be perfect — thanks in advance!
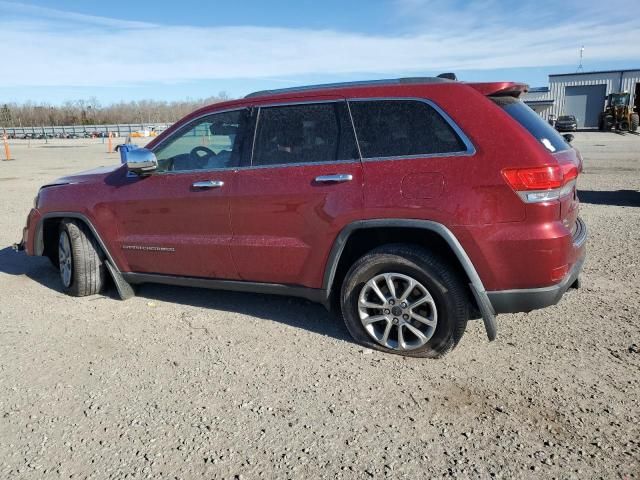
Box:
[0,133,639,479]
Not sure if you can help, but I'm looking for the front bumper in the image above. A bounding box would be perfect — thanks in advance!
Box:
[13,225,28,251]
[15,209,40,255]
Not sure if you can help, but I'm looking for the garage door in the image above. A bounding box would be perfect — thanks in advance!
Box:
[564,84,607,128]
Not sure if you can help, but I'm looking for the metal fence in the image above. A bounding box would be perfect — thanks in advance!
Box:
[2,123,173,138]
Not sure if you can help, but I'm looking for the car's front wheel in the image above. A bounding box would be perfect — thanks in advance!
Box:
[341,244,469,358]
[58,219,106,296]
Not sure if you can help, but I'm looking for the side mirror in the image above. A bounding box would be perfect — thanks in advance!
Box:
[123,147,158,175]
[563,133,574,144]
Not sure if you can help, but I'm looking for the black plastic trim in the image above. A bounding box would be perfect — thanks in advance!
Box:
[34,212,119,271]
[105,260,135,300]
[324,219,486,293]
[122,272,328,305]
[487,255,585,314]
[322,219,497,339]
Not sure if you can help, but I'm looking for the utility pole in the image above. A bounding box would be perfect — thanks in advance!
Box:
[577,45,584,73]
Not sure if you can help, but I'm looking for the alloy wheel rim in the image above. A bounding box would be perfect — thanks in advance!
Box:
[59,232,72,288]
[358,272,437,351]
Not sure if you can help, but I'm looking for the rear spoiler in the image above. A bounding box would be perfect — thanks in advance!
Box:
[466,82,529,98]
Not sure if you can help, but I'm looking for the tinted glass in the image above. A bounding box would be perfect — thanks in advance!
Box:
[154,110,247,172]
[491,96,570,153]
[252,102,358,166]
[348,100,466,158]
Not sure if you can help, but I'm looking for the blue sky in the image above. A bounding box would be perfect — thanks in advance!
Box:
[0,0,638,105]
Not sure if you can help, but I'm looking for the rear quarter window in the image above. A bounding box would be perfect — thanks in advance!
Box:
[348,100,468,158]
[491,96,570,153]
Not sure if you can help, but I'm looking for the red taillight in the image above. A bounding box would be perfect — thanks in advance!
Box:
[502,163,579,203]
[501,165,563,191]
[561,163,579,182]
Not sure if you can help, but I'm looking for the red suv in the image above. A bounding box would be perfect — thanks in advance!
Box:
[15,77,586,357]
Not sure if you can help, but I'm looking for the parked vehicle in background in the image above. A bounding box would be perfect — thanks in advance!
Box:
[15,75,586,358]
[555,115,578,131]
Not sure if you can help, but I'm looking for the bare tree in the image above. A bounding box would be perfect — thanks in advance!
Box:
[2,94,231,127]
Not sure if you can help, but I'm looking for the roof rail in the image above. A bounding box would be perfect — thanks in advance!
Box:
[244,76,454,99]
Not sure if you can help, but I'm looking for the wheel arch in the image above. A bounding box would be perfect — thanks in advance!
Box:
[323,219,497,340]
[35,212,119,271]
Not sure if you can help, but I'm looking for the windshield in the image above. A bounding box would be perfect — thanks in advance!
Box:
[491,96,571,153]
[610,94,629,107]
[558,116,575,121]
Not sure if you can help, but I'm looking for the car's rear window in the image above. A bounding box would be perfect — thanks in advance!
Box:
[491,96,570,153]
[348,100,467,158]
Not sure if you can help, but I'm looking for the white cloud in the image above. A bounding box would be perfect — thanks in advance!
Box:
[0,0,638,88]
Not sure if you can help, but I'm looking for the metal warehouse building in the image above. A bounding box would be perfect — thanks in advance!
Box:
[543,69,640,128]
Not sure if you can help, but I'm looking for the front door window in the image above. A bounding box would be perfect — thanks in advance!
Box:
[153,109,247,172]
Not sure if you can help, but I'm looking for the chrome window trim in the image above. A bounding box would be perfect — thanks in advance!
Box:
[347,97,476,161]
[127,158,361,176]
[249,99,360,170]
[237,158,360,171]
[149,107,247,175]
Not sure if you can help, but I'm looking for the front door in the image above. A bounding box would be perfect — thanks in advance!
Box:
[111,108,249,279]
[229,99,363,288]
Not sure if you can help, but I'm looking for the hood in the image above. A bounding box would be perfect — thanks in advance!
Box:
[43,164,122,187]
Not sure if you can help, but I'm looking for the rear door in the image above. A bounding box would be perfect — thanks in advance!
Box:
[229,98,363,288]
[348,99,475,221]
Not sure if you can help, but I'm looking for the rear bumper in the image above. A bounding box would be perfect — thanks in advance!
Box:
[487,218,586,314]
[487,254,584,313]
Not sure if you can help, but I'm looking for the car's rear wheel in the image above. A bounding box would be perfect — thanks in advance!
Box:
[340,244,469,358]
[58,219,106,296]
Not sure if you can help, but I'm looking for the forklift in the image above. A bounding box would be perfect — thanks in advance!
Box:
[598,92,639,132]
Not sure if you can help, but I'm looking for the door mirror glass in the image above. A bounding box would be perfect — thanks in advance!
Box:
[563,133,574,144]
[123,147,158,174]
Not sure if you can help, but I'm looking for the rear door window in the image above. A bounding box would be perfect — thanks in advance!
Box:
[252,102,358,166]
[348,100,468,158]
[491,96,570,153]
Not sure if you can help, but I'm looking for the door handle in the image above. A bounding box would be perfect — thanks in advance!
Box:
[314,174,353,183]
[192,180,224,189]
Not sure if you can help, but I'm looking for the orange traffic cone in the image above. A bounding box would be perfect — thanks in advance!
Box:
[2,133,13,161]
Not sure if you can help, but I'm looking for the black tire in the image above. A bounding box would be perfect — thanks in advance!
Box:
[340,244,469,358]
[605,115,614,131]
[58,219,106,296]
[631,113,639,132]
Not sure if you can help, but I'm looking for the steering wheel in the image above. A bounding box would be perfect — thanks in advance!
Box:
[190,146,216,163]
